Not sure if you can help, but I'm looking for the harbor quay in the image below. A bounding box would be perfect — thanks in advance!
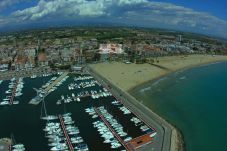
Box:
[29,72,69,105]
[87,66,173,151]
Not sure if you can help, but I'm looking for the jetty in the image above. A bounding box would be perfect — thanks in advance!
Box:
[29,72,68,105]
[58,115,74,151]
[94,107,132,151]
[44,72,68,93]
[9,79,19,105]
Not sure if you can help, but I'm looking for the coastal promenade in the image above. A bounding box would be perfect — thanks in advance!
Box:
[87,66,173,151]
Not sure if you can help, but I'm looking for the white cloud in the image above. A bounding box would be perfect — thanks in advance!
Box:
[1,0,227,38]
[13,0,147,20]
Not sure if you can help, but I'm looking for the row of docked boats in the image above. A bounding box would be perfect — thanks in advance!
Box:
[56,88,112,105]
[111,101,137,119]
[30,73,53,79]
[12,143,25,151]
[97,106,130,139]
[92,120,122,149]
[0,78,24,106]
[111,99,153,133]
[38,75,69,98]
[30,72,63,79]
[91,89,112,99]
[68,80,98,90]
[56,94,81,105]
[74,76,93,81]
[42,113,88,151]
[85,106,131,149]
[118,106,131,115]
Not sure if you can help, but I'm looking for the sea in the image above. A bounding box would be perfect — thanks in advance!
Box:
[0,73,151,151]
[131,61,227,151]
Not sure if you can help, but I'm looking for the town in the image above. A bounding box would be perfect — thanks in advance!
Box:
[0,27,227,75]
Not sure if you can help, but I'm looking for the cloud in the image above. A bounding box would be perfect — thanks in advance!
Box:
[12,0,148,20]
[1,0,227,38]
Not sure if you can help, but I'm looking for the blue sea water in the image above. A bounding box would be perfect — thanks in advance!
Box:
[132,62,227,151]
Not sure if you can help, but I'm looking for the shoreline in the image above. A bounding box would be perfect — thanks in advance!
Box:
[127,60,227,151]
[89,55,227,151]
[128,60,227,151]
[128,59,227,93]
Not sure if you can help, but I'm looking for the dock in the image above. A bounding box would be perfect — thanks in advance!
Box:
[44,72,68,93]
[94,107,132,151]
[29,72,68,105]
[58,115,74,151]
[126,133,153,150]
[9,79,19,105]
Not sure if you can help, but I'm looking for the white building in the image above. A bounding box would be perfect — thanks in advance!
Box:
[99,44,124,54]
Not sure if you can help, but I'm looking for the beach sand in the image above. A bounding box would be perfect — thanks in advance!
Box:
[90,54,227,151]
[90,54,227,92]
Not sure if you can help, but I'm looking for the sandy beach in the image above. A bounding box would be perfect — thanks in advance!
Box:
[90,54,227,92]
[89,54,227,151]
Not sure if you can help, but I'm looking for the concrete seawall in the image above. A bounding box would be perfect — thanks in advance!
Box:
[87,66,179,151]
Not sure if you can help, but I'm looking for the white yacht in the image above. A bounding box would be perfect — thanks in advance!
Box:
[0,101,9,105]
[30,75,37,79]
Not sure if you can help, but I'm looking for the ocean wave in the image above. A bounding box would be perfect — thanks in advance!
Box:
[152,77,168,86]
[140,86,151,92]
[179,76,186,80]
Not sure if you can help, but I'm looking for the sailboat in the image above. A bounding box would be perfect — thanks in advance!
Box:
[11,134,26,151]
[40,99,58,120]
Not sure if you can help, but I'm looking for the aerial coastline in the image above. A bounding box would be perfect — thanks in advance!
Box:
[90,54,227,151]
[90,54,227,92]
[0,0,227,150]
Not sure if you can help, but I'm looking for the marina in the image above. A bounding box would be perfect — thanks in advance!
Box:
[0,78,24,106]
[0,72,157,151]
[29,72,69,105]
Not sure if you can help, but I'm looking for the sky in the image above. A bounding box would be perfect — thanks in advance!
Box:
[0,0,227,38]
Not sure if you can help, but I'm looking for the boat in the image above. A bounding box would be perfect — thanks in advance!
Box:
[41,115,58,120]
[40,99,58,120]
[5,90,12,94]
[11,134,25,151]
[150,132,157,138]
[124,137,132,142]
[0,101,9,105]
[13,101,19,105]
[50,143,68,151]
[76,98,80,102]
[30,75,37,79]
[56,100,61,105]
[13,144,24,148]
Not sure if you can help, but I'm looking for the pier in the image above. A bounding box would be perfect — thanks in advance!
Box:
[29,72,68,105]
[94,107,133,151]
[58,115,74,151]
[126,133,153,150]
[8,145,11,151]
[9,79,19,105]
[44,72,68,93]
